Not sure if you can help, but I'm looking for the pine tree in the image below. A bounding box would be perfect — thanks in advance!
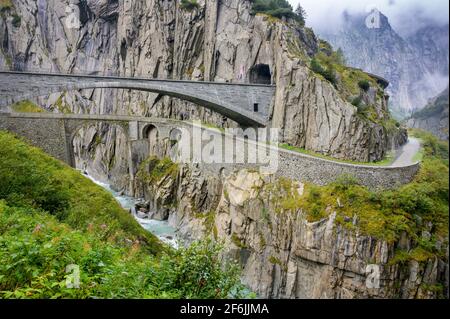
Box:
[295,4,307,26]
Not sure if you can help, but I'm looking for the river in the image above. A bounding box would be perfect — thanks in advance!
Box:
[83,172,256,297]
[82,172,179,248]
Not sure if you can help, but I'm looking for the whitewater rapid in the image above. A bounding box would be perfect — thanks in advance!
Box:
[82,172,178,248]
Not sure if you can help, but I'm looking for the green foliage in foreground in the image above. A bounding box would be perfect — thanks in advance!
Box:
[0,131,158,253]
[0,131,246,299]
[273,130,448,263]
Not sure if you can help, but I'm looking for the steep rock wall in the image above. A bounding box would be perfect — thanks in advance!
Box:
[134,164,447,299]
[0,0,406,192]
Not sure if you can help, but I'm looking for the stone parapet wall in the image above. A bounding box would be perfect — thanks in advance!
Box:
[0,113,420,189]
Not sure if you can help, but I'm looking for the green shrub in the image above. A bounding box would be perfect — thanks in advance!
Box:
[11,13,20,27]
[180,0,199,11]
[275,128,448,250]
[332,174,361,191]
[312,42,381,111]
[11,100,45,113]
[251,0,305,24]
[0,202,247,298]
[0,0,13,12]
[0,131,248,299]
[351,96,362,108]
[310,58,324,74]
[137,156,179,184]
[0,131,161,253]
[310,58,337,86]
[358,80,370,92]
[145,239,245,299]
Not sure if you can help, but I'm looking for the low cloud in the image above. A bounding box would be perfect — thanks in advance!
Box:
[288,0,449,36]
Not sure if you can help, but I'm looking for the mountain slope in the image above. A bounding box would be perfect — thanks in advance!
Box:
[406,87,449,140]
[0,0,405,194]
[321,11,449,119]
[0,130,245,299]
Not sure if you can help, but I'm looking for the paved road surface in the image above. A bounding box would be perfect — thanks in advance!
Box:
[390,137,421,167]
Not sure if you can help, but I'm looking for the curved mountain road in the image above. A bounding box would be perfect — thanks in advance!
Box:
[390,137,421,167]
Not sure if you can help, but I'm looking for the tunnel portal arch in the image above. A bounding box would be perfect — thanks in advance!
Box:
[142,124,159,156]
[249,64,272,85]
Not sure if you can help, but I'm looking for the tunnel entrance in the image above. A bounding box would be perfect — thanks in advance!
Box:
[249,64,271,85]
[143,124,159,156]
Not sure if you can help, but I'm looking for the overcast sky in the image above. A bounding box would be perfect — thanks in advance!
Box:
[288,0,449,36]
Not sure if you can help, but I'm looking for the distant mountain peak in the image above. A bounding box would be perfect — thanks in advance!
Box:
[340,10,395,34]
[321,10,449,118]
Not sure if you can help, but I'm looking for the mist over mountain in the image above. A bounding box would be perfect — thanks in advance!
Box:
[289,0,449,37]
[287,1,449,118]
[318,10,449,118]
[406,86,449,140]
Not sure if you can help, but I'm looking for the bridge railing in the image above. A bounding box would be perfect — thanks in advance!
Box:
[0,67,276,87]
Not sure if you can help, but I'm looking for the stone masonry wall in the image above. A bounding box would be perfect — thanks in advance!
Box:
[0,113,419,190]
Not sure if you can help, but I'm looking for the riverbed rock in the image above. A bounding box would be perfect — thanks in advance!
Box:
[148,209,170,221]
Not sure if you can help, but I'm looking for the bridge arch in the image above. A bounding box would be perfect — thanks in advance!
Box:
[142,124,159,156]
[169,127,183,144]
[0,113,421,189]
[142,123,159,140]
[67,120,130,169]
[0,71,275,127]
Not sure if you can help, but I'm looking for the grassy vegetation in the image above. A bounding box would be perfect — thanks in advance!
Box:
[250,0,305,25]
[312,40,379,101]
[358,80,371,92]
[0,131,247,298]
[411,88,449,120]
[231,233,248,249]
[278,143,395,166]
[0,0,13,11]
[136,156,179,185]
[0,131,162,253]
[11,100,46,113]
[195,211,218,239]
[52,94,73,114]
[300,39,399,128]
[271,130,448,263]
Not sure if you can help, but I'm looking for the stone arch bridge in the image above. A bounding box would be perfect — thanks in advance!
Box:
[0,71,275,127]
[0,113,419,190]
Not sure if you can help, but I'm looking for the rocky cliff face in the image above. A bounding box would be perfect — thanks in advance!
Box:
[133,162,448,299]
[0,0,404,191]
[406,87,449,141]
[321,11,449,119]
[0,1,445,299]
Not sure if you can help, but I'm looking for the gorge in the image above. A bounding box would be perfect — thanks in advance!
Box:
[0,0,448,300]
